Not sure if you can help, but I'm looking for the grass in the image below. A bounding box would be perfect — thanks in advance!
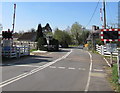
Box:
[30,49,37,52]
[91,50,99,54]
[110,64,120,92]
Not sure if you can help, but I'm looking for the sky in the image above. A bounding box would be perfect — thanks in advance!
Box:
[1,1,119,33]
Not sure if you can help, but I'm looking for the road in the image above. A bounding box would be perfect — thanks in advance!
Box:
[1,48,114,92]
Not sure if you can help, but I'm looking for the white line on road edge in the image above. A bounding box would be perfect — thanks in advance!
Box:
[103,57,111,67]
[85,51,93,92]
[0,49,73,88]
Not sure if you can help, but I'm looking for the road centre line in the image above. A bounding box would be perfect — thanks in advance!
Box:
[85,51,93,92]
[78,68,86,71]
[49,66,56,68]
[49,66,86,71]
[68,67,75,70]
[58,67,65,69]
[0,49,73,88]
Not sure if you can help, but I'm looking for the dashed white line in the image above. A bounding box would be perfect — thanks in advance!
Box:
[79,68,86,71]
[58,67,65,69]
[68,67,75,70]
[49,66,56,68]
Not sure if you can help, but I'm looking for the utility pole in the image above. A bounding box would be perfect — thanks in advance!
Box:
[12,4,16,32]
[103,0,107,29]
[82,27,85,45]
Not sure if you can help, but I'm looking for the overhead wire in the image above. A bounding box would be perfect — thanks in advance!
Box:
[85,0,101,28]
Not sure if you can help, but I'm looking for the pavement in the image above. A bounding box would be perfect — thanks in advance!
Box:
[0,48,115,92]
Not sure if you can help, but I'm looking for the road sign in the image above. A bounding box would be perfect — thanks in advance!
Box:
[101,29,120,41]
[106,43,117,53]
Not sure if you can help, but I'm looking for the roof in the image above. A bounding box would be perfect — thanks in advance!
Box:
[13,33,22,38]
[17,32,36,41]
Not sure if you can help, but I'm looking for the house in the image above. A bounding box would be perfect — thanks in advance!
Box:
[15,32,37,49]
[17,32,36,42]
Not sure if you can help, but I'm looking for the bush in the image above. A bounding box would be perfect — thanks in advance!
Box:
[37,37,47,50]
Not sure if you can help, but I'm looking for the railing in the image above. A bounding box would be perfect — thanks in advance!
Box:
[13,41,37,50]
[2,46,30,58]
[96,44,119,57]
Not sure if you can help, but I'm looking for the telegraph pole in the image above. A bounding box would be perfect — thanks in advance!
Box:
[103,0,107,29]
[12,4,16,32]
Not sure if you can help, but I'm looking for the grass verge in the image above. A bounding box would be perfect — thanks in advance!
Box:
[30,49,37,52]
[106,63,120,92]
[111,64,120,92]
[91,50,120,92]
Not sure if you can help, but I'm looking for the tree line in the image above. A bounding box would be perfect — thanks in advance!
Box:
[14,22,90,48]
[54,22,90,47]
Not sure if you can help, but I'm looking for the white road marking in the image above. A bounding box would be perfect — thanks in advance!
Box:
[68,67,75,70]
[58,67,65,69]
[93,69,103,72]
[49,66,86,71]
[0,49,73,88]
[49,66,56,68]
[79,68,86,71]
[85,51,93,92]
[12,65,41,68]
[103,57,111,67]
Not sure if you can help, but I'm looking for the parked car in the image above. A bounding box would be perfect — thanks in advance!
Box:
[79,44,84,49]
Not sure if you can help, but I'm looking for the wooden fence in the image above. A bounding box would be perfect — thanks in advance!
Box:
[2,46,30,58]
[96,44,119,57]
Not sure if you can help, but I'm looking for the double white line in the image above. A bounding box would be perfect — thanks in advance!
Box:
[0,49,73,88]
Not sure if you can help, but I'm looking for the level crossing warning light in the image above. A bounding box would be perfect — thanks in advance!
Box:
[2,29,13,39]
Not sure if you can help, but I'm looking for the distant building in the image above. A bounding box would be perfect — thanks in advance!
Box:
[17,32,36,42]
[15,32,37,49]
